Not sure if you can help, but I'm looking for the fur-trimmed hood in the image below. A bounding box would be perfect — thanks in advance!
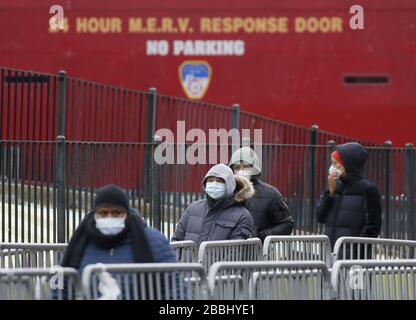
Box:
[233,175,255,203]
[202,163,255,203]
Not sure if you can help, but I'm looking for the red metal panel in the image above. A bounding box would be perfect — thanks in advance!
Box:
[0,1,415,145]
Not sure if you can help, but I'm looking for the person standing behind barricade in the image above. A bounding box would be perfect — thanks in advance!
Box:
[316,142,382,254]
[171,163,255,246]
[59,184,177,299]
[228,147,294,243]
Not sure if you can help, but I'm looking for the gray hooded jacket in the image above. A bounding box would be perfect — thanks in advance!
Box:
[171,164,255,246]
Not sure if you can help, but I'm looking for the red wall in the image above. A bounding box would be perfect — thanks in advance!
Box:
[0,0,415,145]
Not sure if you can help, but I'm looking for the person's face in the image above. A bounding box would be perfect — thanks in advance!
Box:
[232,163,251,173]
[331,157,346,177]
[95,207,127,220]
[206,176,225,184]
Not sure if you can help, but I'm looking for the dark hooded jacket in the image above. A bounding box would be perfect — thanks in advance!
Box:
[316,142,382,249]
[171,164,255,246]
[246,179,294,242]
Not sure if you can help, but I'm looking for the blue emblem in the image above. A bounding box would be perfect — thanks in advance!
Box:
[179,61,212,100]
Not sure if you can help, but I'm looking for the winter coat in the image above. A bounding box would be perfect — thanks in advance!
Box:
[171,164,255,246]
[246,179,294,241]
[316,142,382,248]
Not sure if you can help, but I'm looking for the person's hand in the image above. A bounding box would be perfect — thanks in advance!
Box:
[328,174,338,195]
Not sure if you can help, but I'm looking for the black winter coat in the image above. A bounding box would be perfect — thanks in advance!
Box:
[316,143,382,248]
[246,179,294,242]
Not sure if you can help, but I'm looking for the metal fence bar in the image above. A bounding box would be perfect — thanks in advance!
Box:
[263,235,332,267]
[405,144,416,240]
[1,66,416,243]
[333,237,416,262]
[82,262,209,300]
[144,88,157,204]
[56,136,66,243]
[384,141,392,238]
[309,125,319,234]
[207,260,330,300]
[331,259,416,300]
[198,238,263,272]
[0,267,80,300]
[170,241,198,263]
[0,243,67,268]
[1,141,415,243]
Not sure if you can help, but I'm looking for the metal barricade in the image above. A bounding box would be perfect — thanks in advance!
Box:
[0,267,81,300]
[207,261,330,300]
[332,237,416,263]
[0,243,67,268]
[82,263,209,300]
[263,235,332,267]
[331,260,416,300]
[198,238,263,272]
[170,241,198,263]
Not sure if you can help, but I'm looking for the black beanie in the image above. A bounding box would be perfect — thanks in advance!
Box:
[93,185,130,213]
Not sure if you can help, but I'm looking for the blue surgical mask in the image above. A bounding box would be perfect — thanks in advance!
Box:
[95,217,125,235]
[205,182,226,200]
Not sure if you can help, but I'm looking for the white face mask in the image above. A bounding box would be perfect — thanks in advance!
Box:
[205,181,226,200]
[95,217,126,235]
[234,169,252,180]
[329,165,343,178]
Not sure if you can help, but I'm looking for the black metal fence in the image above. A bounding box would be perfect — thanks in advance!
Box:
[1,67,415,243]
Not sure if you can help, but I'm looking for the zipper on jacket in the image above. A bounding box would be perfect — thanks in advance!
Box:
[109,248,114,256]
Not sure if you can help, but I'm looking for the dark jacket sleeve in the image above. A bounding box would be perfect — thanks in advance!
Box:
[258,192,294,239]
[229,210,254,240]
[146,228,186,299]
[171,206,191,241]
[316,190,335,223]
[359,185,382,237]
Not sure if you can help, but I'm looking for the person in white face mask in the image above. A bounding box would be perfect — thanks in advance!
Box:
[327,150,346,195]
[172,164,255,246]
[317,144,382,251]
[60,184,178,299]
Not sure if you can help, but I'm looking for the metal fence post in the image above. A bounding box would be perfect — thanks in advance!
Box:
[56,135,66,243]
[230,104,240,130]
[328,140,337,155]
[320,140,337,235]
[230,104,240,156]
[56,71,67,242]
[57,71,67,137]
[404,143,416,240]
[144,88,157,203]
[384,141,392,238]
[151,135,162,231]
[308,125,319,233]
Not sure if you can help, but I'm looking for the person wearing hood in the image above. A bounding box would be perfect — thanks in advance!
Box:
[316,142,382,249]
[229,147,294,242]
[58,184,178,299]
[171,163,255,246]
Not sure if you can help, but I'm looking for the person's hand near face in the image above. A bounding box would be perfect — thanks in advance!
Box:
[328,157,345,195]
